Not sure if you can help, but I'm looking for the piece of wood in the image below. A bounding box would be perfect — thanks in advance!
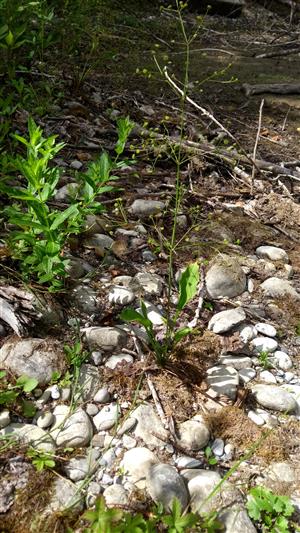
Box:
[243,83,300,97]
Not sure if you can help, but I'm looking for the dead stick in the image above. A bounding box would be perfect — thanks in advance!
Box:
[251,99,264,194]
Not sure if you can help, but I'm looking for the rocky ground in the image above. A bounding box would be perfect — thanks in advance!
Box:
[1,1,300,532]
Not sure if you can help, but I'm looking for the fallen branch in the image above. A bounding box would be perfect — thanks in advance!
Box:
[251,99,264,193]
[242,82,300,97]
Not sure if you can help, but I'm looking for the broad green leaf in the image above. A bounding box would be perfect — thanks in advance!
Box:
[50,204,79,230]
[20,399,36,417]
[5,30,14,46]
[177,262,199,312]
[16,375,38,392]
[173,327,192,345]
[45,241,61,255]
[0,370,7,379]
[0,390,18,404]
[120,308,152,329]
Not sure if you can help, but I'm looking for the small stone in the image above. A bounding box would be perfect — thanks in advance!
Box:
[86,481,102,507]
[85,233,114,250]
[122,447,158,489]
[272,351,293,371]
[108,286,135,305]
[175,456,203,469]
[70,285,99,313]
[220,355,252,370]
[267,461,296,483]
[256,245,288,263]
[60,388,71,401]
[36,389,52,408]
[255,323,277,337]
[248,410,265,426]
[84,327,128,351]
[0,423,55,453]
[70,160,83,170]
[50,384,60,400]
[55,408,93,448]
[91,433,105,448]
[105,354,133,370]
[259,370,277,384]
[123,435,137,449]
[0,410,10,429]
[63,449,100,481]
[224,443,234,460]
[90,351,103,365]
[252,384,297,412]
[177,415,210,451]
[208,308,246,334]
[54,182,79,202]
[206,366,239,400]
[142,250,156,262]
[94,387,111,403]
[132,404,168,447]
[0,338,66,386]
[36,411,54,429]
[85,403,98,416]
[100,473,114,485]
[206,255,247,299]
[284,372,294,383]
[132,272,163,295]
[76,364,102,402]
[103,485,129,507]
[239,325,257,343]
[176,214,188,229]
[219,506,257,533]
[136,302,164,325]
[239,368,256,384]
[251,336,278,353]
[48,476,84,513]
[187,470,221,512]
[260,278,299,299]
[146,463,189,511]
[116,417,137,436]
[93,403,120,431]
[112,275,133,287]
[211,438,224,457]
[128,199,165,217]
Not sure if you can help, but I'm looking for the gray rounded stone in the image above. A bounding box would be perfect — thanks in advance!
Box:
[239,368,256,384]
[36,411,54,429]
[105,354,134,370]
[103,485,129,507]
[0,409,10,429]
[255,323,277,338]
[256,246,288,263]
[272,351,293,371]
[206,256,247,299]
[128,199,165,217]
[132,403,168,447]
[251,336,278,353]
[55,408,93,447]
[94,387,111,403]
[75,364,102,402]
[0,423,55,452]
[85,233,114,250]
[93,403,120,431]
[177,415,210,451]
[252,385,297,413]
[146,463,189,510]
[206,366,239,400]
[84,327,128,351]
[108,286,135,305]
[70,285,99,313]
[260,278,299,299]
[208,308,246,334]
[0,338,66,386]
[122,447,158,489]
[132,272,163,295]
[63,449,100,481]
[48,476,84,513]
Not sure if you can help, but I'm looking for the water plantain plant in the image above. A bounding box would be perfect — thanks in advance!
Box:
[0,116,133,290]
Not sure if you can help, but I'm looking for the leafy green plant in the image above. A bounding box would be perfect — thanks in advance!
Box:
[80,496,222,533]
[26,447,56,471]
[0,370,38,417]
[246,486,295,533]
[204,446,218,466]
[258,350,273,370]
[120,262,199,366]
[0,115,133,290]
